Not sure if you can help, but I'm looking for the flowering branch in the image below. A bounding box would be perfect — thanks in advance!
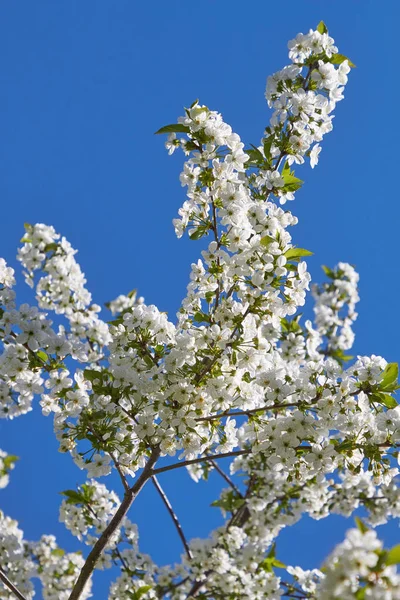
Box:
[0,569,28,600]
[67,448,160,600]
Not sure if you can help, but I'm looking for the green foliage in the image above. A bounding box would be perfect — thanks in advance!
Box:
[259,544,286,573]
[281,161,303,192]
[61,483,95,506]
[2,454,18,472]
[154,124,190,135]
[128,586,153,599]
[369,392,398,410]
[330,53,356,68]
[260,235,276,247]
[355,517,369,534]
[322,265,336,279]
[36,350,49,363]
[193,312,211,324]
[284,247,313,261]
[380,363,399,392]
[211,490,245,513]
[189,225,210,240]
[386,544,400,566]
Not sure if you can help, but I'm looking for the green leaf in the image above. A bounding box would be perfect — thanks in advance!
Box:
[330,53,356,68]
[263,136,274,162]
[44,242,59,253]
[60,490,84,504]
[143,355,155,369]
[316,21,328,34]
[205,291,214,304]
[284,247,313,261]
[322,265,336,279]
[328,348,354,365]
[193,312,210,324]
[281,165,303,193]
[369,392,398,409]
[84,369,102,382]
[380,363,399,391]
[130,587,153,600]
[189,224,210,240]
[335,439,356,452]
[3,455,18,470]
[355,517,369,534]
[267,543,276,558]
[386,544,400,566]
[259,545,286,573]
[260,235,276,247]
[211,491,245,513]
[272,558,286,568]
[51,548,65,557]
[154,124,190,135]
[36,350,48,363]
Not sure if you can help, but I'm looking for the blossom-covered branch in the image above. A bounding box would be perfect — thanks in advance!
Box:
[2,19,400,600]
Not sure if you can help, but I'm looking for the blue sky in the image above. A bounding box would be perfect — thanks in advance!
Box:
[0,0,398,597]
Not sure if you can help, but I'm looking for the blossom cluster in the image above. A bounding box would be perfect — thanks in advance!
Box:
[317,527,400,599]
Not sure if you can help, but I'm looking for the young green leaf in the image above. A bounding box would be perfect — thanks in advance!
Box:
[380,363,399,391]
[154,124,190,135]
[260,235,276,247]
[316,21,328,34]
[36,350,49,363]
[330,53,356,68]
[3,455,19,471]
[355,516,369,534]
[369,392,398,409]
[386,544,400,566]
[281,165,303,192]
[60,490,85,504]
[284,247,313,260]
[189,225,209,240]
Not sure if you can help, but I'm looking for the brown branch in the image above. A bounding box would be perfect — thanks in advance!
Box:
[195,401,307,423]
[195,387,363,424]
[68,447,160,600]
[0,568,28,600]
[152,449,251,477]
[151,475,193,560]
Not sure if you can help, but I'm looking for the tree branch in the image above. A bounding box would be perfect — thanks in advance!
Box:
[151,475,193,560]
[0,568,28,600]
[194,401,307,423]
[68,447,160,600]
[152,449,251,477]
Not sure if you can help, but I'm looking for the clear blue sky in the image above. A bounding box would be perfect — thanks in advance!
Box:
[0,1,398,597]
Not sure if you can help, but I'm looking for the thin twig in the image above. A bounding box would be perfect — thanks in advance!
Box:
[195,401,307,423]
[0,568,28,600]
[152,449,251,477]
[209,460,243,497]
[151,475,193,560]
